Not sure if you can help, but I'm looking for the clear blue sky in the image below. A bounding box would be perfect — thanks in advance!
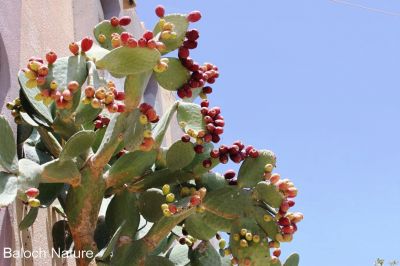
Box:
[137,1,400,265]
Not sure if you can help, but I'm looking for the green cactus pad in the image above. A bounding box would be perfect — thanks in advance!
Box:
[0,172,18,207]
[93,20,125,50]
[145,255,174,266]
[37,183,65,207]
[106,150,157,188]
[138,188,165,222]
[123,109,148,151]
[153,14,190,54]
[188,240,222,266]
[96,222,125,262]
[96,47,161,76]
[41,159,81,185]
[198,172,228,191]
[203,187,250,218]
[253,181,284,208]
[155,147,168,170]
[237,150,276,188]
[46,54,88,111]
[106,190,140,237]
[59,130,95,161]
[154,58,190,91]
[153,101,178,147]
[0,116,18,173]
[229,218,271,266]
[251,206,280,241]
[18,71,53,124]
[167,244,190,265]
[52,220,73,252]
[185,214,218,240]
[17,159,42,197]
[85,43,109,61]
[124,72,153,110]
[283,253,300,266]
[177,102,206,136]
[19,207,39,230]
[166,140,195,171]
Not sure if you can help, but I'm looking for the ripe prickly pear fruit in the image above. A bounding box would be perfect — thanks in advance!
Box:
[67,81,79,93]
[155,5,165,17]
[187,11,202,23]
[69,42,79,55]
[45,51,57,64]
[81,36,93,52]
[25,188,40,198]
[110,16,119,27]
[119,16,131,26]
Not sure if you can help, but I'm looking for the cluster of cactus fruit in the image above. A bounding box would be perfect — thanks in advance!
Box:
[0,3,302,266]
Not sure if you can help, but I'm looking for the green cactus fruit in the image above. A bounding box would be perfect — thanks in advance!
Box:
[138,188,165,222]
[230,218,270,266]
[93,20,125,50]
[51,220,73,252]
[96,47,161,76]
[188,240,222,266]
[283,253,300,266]
[105,190,140,238]
[237,150,276,188]
[106,150,157,188]
[197,172,227,191]
[253,181,284,208]
[19,207,39,230]
[124,72,152,111]
[153,14,189,54]
[59,130,95,161]
[123,109,149,151]
[0,116,18,173]
[152,101,178,147]
[177,102,206,136]
[184,213,218,240]
[0,172,18,207]
[41,159,81,186]
[166,140,195,171]
[145,255,174,266]
[154,58,190,91]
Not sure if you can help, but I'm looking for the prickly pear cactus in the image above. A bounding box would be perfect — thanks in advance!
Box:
[0,3,303,266]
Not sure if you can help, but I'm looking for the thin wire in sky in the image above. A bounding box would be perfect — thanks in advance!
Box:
[329,0,400,17]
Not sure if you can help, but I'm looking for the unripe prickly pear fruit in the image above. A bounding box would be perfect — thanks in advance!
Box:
[45,51,57,64]
[239,239,248,248]
[190,195,201,206]
[27,60,41,71]
[139,114,148,125]
[24,69,37,80]
[36,76,46,86]
[69,42,79,55]
[219,239,226,249]
[166,193,175,203]
[98,34,106,43]
[161,203,169,210]
[28,198,41,208]
[37,65,49,76]
[62,89,73,101]
[91,98,101,109]
[25,188,40,198]
[81,36,93,52]
[162,184,170,195]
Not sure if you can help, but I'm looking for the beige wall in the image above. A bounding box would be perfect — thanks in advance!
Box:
[1,0,178,265]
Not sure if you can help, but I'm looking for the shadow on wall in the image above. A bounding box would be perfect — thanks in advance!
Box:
[0,33,11,109]
[100,0,121,19]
